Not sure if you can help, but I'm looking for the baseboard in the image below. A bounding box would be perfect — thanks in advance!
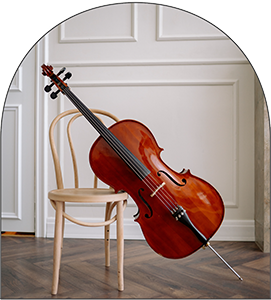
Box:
[211,219,255,241]
[46,217,255,241]
[46,217,144,240]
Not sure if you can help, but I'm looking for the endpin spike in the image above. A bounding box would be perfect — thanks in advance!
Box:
[206,243,243,281]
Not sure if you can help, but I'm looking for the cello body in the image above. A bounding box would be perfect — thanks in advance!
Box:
[90,119,224,259]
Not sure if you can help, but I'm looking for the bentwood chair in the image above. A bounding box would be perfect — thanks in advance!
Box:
[48,108,128,295]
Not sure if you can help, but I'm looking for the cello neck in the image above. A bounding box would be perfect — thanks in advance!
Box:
[63,86,151,180]
[41,64,150,180]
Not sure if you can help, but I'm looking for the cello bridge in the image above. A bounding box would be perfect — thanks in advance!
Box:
[150,182,166,197]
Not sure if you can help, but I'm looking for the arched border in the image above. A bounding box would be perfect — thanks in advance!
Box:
[0,0,271,244]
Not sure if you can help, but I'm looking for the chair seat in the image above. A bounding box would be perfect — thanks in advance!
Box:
[48,188,128,203]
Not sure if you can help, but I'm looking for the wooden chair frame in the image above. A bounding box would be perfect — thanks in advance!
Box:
[48,108,128,294]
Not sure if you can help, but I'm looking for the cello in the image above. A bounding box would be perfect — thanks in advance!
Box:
[42,65,242,280]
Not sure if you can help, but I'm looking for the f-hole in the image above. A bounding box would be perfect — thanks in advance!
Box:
[157,170,187,186]
[138,188,153,218]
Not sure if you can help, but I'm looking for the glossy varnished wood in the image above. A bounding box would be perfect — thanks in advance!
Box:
[1,237,270,299]
[90,120,224,259]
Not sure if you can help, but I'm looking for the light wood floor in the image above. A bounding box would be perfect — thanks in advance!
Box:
[1,237,270,298]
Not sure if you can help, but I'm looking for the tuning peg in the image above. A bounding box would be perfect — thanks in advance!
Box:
[50,71,72,99]
[50,90,61,99]
[44,67,67,92]
[63,72,72,81]
[44,82,54,92]
[57,67,66,76]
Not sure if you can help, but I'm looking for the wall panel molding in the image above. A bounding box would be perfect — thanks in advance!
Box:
[68,79,238,89]
[156,6,228,41]
[49,59,249,68]
[1,104,22,220]
[35,36,49,237]
[59,3,138,43]
[10,67,22,91]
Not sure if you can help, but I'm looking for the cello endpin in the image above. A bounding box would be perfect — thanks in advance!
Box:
[207,243,243,281]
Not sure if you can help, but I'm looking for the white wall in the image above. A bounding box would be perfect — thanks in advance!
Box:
[37,4,255,240]
[1,49,35,232]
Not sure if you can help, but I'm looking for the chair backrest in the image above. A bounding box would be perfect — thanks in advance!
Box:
[49,108,120,189]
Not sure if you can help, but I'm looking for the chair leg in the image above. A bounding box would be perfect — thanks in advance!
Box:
[105,203,111,267]
[51,201,64,295]
[116,201,124,291]
[61,203,65,249]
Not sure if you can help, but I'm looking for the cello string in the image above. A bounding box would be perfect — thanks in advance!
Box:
[63,88,180,212]
[143,174,179,210]
[64,89,150,179]
[46,68,181,214]
[65,88,179,212]
[64,88,151,180]
[142,175,174,211]
[66,88,179,212]
[142,177,175,211]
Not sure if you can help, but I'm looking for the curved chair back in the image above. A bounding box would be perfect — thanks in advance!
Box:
[49,108,120,190]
